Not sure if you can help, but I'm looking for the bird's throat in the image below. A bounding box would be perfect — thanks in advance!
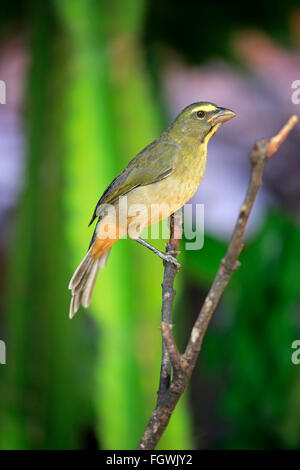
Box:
[201,123,221,145]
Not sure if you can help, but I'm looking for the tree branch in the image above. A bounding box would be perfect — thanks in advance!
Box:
[136,115,298,450]
[157,209,183,402]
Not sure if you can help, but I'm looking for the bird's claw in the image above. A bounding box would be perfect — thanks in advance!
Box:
[164,254,181,268]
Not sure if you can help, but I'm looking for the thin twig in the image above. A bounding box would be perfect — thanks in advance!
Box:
[266,115,298,157]
[136,115,298,450]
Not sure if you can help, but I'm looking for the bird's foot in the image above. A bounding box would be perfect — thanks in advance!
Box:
[135,237,180,268]
[163,253,181,268]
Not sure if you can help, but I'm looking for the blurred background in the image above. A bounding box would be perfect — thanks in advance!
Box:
[0,0,300,450]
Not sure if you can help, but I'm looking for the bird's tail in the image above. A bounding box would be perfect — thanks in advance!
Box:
[68,245,111,319]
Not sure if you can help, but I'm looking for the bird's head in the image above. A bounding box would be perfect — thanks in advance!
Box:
[169,102,236,144]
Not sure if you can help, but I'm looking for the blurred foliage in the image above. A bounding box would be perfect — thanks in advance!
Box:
[0,1,91,449]
[0,0,300,451]
[0,0,192,450]
[183,212,300,449]
[144,0,300,63]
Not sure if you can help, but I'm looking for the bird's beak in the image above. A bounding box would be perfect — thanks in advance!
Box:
[208,107,236,125]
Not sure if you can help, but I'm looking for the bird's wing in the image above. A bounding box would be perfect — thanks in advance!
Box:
[88,140,178,226]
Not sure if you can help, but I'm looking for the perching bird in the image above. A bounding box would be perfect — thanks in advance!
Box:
[68,102,236,318]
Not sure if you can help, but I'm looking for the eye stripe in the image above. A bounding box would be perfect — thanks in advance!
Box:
[193,104,217,113]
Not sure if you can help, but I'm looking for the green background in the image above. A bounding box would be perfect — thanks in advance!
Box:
[0,0,299,450]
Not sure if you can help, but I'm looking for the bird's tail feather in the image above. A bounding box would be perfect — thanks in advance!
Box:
[68,247,111,319]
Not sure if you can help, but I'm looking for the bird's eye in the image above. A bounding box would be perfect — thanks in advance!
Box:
[196,110,205,118]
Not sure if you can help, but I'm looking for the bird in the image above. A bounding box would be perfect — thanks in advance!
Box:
[68,102,236,318]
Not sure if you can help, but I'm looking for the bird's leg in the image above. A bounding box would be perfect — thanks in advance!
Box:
[135,238,180,268]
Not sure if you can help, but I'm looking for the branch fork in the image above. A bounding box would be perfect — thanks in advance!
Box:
[137,115,298,450]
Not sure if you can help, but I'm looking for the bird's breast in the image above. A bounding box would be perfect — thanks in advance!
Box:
[171,144,207,204]
[125,146,207,226]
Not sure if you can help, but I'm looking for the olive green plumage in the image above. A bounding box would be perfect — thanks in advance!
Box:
[89,102,235,225]
[70,102,236,318]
